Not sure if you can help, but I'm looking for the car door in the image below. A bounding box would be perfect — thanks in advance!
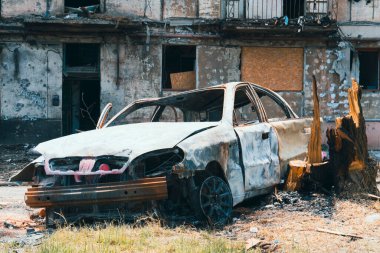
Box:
[233,84,280,192]
[257,91,312,179]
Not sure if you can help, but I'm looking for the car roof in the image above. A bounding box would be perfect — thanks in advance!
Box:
[134,82,275,104]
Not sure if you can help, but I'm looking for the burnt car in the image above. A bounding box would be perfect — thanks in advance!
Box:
[11,82,311,225]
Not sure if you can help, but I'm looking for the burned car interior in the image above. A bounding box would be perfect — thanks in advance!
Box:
[11,82,311,226]
[106,89,225,126]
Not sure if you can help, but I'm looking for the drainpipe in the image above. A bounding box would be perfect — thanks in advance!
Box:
[45,0,51,18]
[116,38,120,89]
[349,0,352,22]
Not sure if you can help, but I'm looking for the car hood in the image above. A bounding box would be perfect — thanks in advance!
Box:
[35,122,219,160]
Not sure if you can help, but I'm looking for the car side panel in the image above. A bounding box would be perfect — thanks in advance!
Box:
[234,122,280,192]
[270,118,312,179]
[176,124,246,206]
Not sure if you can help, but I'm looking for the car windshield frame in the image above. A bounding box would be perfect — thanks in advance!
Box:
[104,88,226,127]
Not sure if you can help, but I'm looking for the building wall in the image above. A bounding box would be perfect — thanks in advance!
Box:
[1,0,63,17]
[164,0,197,18]
[197,46,240,88]
[0,43,62,143]
[100,41,161,117]
[350,0,380,22]
[0,0,221,20]
[105,0,161,20]
[199,0,220,19]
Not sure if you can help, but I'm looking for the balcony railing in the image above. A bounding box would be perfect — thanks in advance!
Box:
[226,0,332,20]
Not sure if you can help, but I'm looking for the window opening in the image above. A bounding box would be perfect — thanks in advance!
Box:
[358,51,379,90]
[162,45,196,90]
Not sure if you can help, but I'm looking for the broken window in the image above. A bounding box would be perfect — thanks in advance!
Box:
[162,45,196,90]
[65,0,100,14]
[65,0,99,8]
[283,0,304,19]
[233,88,259,126]
[358,50,379,90]
[160,107,185,122]
[106,89,224,127]
[258,94,289,121]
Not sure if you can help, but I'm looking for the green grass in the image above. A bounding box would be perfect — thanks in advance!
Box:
[30,222,246,253]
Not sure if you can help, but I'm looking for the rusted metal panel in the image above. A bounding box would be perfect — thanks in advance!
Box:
[25,177,168,208]
[241,47,304,91]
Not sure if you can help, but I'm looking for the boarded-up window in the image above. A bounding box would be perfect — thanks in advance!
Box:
[241,47,304,91]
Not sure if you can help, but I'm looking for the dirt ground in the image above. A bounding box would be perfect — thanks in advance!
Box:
[0,145,379,252]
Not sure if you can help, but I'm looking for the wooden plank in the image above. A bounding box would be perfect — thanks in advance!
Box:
[316,228,363,239]
[170,71,195,90]
[241,47,303,91]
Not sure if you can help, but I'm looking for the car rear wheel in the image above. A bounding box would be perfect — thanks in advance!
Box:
[198,176,233,226]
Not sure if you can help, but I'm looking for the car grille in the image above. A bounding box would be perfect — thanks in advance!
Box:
[49,156,129,172]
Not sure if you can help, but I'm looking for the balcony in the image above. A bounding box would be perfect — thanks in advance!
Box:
[223,0,337,35]
[226,0,333,20]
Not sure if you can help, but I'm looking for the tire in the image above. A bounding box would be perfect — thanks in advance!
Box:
[195,176,233,226]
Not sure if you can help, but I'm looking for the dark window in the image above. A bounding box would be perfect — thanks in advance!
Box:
[283,0,305,19]
[64,44,100,77]
[162,45,196,90]
[359,51,379,90]
[65,0,100,8]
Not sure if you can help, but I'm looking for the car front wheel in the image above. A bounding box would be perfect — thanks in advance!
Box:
[197,176,233,226]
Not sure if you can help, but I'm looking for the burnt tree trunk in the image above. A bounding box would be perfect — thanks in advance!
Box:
[308,75,322,164]
[326,79,378,194]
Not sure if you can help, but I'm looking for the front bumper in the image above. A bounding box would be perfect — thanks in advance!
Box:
[25,177,168,208]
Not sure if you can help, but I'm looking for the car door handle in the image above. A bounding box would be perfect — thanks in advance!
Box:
[262,132,269,140]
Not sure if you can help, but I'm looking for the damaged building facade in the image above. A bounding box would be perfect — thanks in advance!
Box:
[0,0,379,149]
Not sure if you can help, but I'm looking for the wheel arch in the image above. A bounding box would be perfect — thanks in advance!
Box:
[195,160,228,183]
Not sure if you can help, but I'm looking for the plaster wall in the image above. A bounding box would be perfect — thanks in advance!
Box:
[340,25,380,39]
[164,0,196,18]
[1,0,63,17]
[304,47,349,121]
[0,43,62,120]
[105,0,161,20]
[350,0,380,22]
[0,42,62,143]
[100,41,161,118]
[199,0,221,19]
[197,46,240,88]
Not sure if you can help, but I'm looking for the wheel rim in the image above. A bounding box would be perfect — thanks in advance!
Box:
[199,176,233,225]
